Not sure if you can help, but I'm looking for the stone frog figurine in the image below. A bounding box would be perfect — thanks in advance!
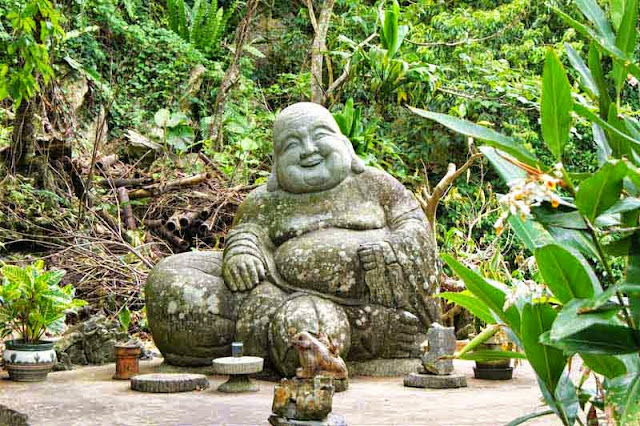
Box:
[145,102,440,375]
[291,331,348,380]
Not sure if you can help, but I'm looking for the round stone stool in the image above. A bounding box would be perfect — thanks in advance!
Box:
[212,356,264,393]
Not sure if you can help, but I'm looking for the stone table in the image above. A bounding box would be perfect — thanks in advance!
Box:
[212,356,263,393]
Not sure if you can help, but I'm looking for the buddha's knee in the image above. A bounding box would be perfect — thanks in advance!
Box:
[145,251,246,366]
[235,282,288,361]
[268,295,351,377]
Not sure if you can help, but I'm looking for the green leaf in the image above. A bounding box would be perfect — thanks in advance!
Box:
[458,350,527,362]
[541,49,573,161]
[508,215,555,251]
[534,209,587,230]
[522,303,567,394]
[587,44,612,119]
[408,107,538,166]
[442,255,521,332]
[575,161,628,222]
[605,370,640,423]
[612,0,638,94]
[478,147,527,186]
[581,353,627,378]
[565,43,599,98]
[437,291,496,324]
[505,410,555,426]
[549,299,640,355]
[575,0,616,44]
[154,108,170,128]
[610,0,626,30]
[553,372,580,426]
[574,103,640,149]
[118,306,131,332]
[535,244,601,303]
[593,123,612,165]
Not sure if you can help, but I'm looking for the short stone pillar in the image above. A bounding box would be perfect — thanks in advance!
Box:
[212,355,263,393]
[404,323,467,389]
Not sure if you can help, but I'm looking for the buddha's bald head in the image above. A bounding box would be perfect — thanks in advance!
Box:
[268,102,365,193]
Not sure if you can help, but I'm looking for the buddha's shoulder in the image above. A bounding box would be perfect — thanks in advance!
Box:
[357,167,406,191]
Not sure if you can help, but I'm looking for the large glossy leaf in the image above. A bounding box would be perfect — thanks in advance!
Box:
[574,103,640,149]
[605,370,640,424]
[547,227,602,262]
[612,0,638,93]
[554,372,580,426]
[575,161,628,222]
[581,353,627,379]
[575,0,616,44]
[534,209,587,230]
[442,254,521,331]
[437,291,495,324]
[587,44,612,119]
[610,0,626,30]
[522,303,567,394]
[549,299,640,355]
[478,146,527,186]
[535,244,601,303]
[508,215,555,251]
[541,49,573,161]
[565,43,599,98]
[408,107,538,166]
[592,123,611,165]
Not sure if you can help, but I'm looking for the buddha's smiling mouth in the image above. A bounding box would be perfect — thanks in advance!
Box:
[299,155,323,167]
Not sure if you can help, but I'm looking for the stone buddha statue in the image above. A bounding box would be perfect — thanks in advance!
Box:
[146,102,439,375]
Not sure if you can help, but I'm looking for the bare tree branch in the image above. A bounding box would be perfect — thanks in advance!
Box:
[207,0,260,147]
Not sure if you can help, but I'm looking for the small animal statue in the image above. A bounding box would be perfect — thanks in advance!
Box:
[290,331,348,380]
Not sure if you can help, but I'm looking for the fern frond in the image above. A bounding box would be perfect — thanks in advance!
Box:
[177,0,188,40]
[190,0,208,48]
[167,0,179,33]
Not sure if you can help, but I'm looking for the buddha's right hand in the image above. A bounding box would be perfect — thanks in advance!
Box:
[222,254,266,292]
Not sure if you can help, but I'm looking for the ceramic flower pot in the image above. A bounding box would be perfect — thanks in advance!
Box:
[473,339,513,380]
[3,340,57,382]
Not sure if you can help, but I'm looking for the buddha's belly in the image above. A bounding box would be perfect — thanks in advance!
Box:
[274,228,388,298]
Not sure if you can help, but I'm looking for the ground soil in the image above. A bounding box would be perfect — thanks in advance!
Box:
[0,358,559,425]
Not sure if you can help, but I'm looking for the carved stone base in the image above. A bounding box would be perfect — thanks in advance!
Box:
[217,374,259,393]
[403,372,467,389]
[268,413,348,426]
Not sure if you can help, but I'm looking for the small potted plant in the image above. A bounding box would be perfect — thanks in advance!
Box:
[0,260,86,382]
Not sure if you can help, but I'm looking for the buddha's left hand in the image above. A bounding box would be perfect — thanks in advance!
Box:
[358,242,396,306]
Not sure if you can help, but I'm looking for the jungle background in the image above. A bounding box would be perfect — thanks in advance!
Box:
[0,0,637,344]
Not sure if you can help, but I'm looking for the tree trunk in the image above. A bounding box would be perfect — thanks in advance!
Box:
[308,0,336,105]
[10,99,36,172]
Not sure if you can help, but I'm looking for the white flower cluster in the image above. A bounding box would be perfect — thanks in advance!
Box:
[493,165,563,235]
[503,279,551,310]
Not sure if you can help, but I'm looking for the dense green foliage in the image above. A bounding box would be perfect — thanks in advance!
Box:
[431,0,640,422]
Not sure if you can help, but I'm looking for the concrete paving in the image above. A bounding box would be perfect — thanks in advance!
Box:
[0,359,559,426]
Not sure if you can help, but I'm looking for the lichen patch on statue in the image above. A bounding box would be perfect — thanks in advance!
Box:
[145,102,440,375]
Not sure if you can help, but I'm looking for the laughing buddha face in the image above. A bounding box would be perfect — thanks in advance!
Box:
[270,102,363,194]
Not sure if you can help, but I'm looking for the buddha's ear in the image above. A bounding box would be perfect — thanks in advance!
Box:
[344,136,365,174]
[267,159,279,192]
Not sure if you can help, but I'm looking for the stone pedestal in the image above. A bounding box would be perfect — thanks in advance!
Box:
[270,376,346,425]
[212,356,263,393]
[403,372,467,389]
